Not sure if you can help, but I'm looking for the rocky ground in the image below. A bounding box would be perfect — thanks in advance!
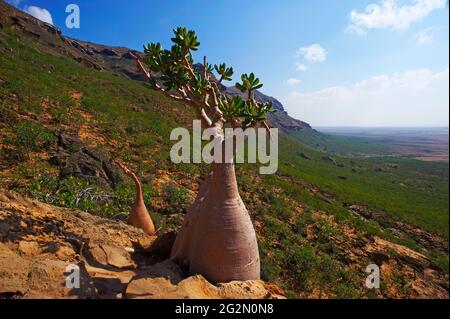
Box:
[305,211,449,299]
[0,190,285,299]
[1,188,447,299]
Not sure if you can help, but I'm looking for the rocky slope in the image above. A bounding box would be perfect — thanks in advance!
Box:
[0,190,285,299]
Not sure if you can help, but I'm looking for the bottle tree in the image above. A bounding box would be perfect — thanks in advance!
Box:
[131,27,275,283]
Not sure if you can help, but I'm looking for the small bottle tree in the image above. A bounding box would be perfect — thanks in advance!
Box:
[131,27,274,283]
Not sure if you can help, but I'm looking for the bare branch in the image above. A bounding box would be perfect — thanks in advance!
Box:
[207,82,225,123]
[114,160,141,186]
[183,55,197,79]
[179,87,213,127]
[197,108,213,127]
[203,56,208,79]
[130,52,151,79]
[263,121,272,137]
[131,52,211,125]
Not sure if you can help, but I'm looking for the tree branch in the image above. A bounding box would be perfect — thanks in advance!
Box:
[130,52,151,79]
[131,52,213,127]
[209,83,224,123]
[197,108,213,127]
[203,56,208,79]
[183,55,197,79]
[263,121,272,137]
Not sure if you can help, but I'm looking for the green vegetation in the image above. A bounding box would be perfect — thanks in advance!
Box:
[278,136,449,237]
[5,120,55,159]
[290,129,387,155]
[28,175,156,219]
[161,183,189,214]
[0,27,448,297]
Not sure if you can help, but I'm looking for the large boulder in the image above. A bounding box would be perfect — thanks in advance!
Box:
[125,274,284,299]
[50,134,120,190]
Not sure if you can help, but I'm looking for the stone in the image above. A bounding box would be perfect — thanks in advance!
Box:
[126,277,182,299]
[18,241,40,257]
[321,156,337,165]
[102,245,135,269]
[87,243,108,266]
[125,274,285,299]
[297,152,311,160]
[87,243,135,269]
[217,280,269,299]
[141,231,177,256]
[148,259,184,283]
[55,244,76,260]
[50,133,120,190]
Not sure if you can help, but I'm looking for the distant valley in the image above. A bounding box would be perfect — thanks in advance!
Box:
[317,127,449,162]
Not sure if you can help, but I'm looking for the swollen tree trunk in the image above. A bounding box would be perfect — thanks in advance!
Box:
[170,161,260,283]
[118,162,156,236]
[129,176,156,236]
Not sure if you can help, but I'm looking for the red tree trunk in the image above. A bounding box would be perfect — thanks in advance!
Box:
[171,162,260,283]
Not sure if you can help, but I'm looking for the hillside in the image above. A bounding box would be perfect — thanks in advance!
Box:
[0,0,448,299]
[0,0,377,155]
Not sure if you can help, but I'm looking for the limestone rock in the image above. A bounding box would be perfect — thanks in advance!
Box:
[49,133,120,190]
[125,274,285,299]
[18,241,40,257]
[87,243,135,269]
[0,190,284,299]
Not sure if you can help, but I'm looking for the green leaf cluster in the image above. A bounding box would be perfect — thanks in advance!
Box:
[143,27,275,127]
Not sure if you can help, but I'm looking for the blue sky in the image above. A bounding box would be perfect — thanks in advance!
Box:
[7,0,450,127]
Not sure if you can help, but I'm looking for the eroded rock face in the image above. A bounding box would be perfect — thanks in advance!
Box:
[49,133,120,190]
[0,190,284,299]
[0,243,97,299]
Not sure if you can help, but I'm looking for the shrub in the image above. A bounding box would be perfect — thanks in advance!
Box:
[286,244,318,291]
[10,121,55,156]
[161,183,189,214]
[335,283,359,299]
[261,257,282,282]
[28,175,157,219]
[49,106,70,124]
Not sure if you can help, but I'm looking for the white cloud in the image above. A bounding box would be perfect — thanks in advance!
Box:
[348,0,447,34]
[24,5,53,25]
[6,0,23,6]
[413,26,436,44]
[296,44,327,63]
[282,68,449,126]
[295,62,309,71]
[284,78,302,86]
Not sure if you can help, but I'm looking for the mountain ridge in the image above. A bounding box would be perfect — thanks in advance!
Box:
[0,0,311,132]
